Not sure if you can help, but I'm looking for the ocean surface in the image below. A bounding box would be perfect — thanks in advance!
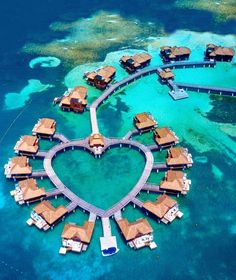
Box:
[0,1,236,279]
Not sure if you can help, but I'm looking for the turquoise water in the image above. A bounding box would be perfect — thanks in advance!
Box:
[1,2,236,280]
[53,148,145,209]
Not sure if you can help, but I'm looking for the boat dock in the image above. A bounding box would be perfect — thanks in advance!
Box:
[168,80,189,100]
[100,217,119,256]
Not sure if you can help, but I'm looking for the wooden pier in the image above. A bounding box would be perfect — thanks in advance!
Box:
[175,82,236,97]
[142,183,161,193]
[123,129,140,140]
[53,133,70,143]
[152,162,168,171]
[89,60,217,135]
[35,151,48,158]
[132,197,144,208]
[46,188,62,198]
[31,170,48,178]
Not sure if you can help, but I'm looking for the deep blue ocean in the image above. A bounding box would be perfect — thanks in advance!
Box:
[0,1,236,280]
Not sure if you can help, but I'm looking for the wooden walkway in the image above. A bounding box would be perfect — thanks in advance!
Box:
[35,151,48,158]
[142,183,161,193]
[53,133,70,143]
[89,60,216,134]
[147,144,160,151]
[114,211,122,221]
[175,82,236,97]
[46,188,62,198]
[89,212,97,222]
[152,162,168,171]
[31,170,48,178]
[123,129,140,140]
[132,197,144,208]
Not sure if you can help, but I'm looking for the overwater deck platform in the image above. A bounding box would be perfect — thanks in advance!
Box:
[100,217,119,256]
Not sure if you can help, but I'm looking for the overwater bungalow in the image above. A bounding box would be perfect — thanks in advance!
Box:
[84,66,116,89]
[166,147,193,169]
[4,156,32,179]
[88,133,105,155]
[158,68,174,83]
[59,86,88,113]
[143,194,183,224]
[154,127,179,149]
[134,113,157,132]
[205,44,235,62]
[117,218,157,250]
[14,135,39,156]
[160,170,191,195]
[120,53,152,73]
[10,178,46,205]
[27,200,68,231]
[32,118,56,138]
[59,221,95,255]
[160,46,191,63]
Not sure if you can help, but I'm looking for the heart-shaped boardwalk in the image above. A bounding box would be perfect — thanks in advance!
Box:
[43,137,154,217]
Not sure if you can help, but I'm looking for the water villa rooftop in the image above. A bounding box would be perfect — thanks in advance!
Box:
[10,178,46,204]
[117,218,156,250]
[28,201,68,231]
[143,194,183,224]
[59,86,88,113]
[32,118,56,138]
[14,135,39,155]
[88,133,105,155]
[60,221,95,254]
[160,170,191,195]
[154,127,179,148]
[160,46,191,62]
[205,44,235,62]
[4,156,32,179]
[134,113,157,131]
[159,68,175,82]
[166,147,193,168]
[84,66,116,89]
[120,52,152,73]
